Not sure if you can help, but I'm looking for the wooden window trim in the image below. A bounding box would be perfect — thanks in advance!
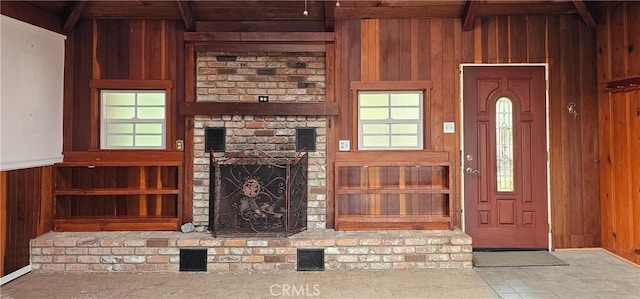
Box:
[350,80,432,150]
[89,79,174,151]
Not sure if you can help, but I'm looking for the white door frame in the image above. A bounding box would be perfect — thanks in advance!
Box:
[459,63,552,251]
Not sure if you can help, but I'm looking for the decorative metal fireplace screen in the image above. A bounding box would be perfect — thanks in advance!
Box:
[209,151,308,237]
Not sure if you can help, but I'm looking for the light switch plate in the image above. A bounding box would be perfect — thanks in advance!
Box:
[338,140,350,151]
[443,122,455,133]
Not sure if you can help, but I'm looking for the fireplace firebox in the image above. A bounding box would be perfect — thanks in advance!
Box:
[209,151,308,237]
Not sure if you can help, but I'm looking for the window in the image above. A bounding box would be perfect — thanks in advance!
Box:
[358,91,423,150]
[100,90,166,149]
[495,97,514,192]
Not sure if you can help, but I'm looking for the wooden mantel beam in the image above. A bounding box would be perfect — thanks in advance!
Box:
[572,0,596,27]
[184,32,335,43]
[63,1,88,33]
[462,0,480,31]
[176,1,196,31]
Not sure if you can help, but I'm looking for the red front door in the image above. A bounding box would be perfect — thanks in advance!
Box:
[463,66,548,249]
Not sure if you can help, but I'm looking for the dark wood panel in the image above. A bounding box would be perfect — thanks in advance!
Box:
[2,167,52,275]
[71,19,94,151]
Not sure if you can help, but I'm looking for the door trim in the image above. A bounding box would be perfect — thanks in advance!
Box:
[459,63,552,251]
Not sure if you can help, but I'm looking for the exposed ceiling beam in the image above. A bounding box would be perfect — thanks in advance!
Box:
[572,0,596,27]
[63,1,88,33]
[1,1,63,33]
[462,0,480,31]
[176,1,196,31]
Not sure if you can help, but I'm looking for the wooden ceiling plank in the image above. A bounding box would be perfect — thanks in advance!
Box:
[462,0,480,31]
[176,1,196,31]
[0,1,63,33]
[63,1,88,33]
[572,0,597,27]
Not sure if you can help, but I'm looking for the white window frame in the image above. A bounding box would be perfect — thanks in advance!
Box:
[357,91,424,150]
[100,90,167,150]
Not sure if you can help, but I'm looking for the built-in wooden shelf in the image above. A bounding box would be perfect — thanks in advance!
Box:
[605,75,640,93]
[53,160,182,232]
[334,151,453,230]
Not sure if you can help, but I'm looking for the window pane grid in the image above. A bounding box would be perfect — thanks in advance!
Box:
[101,90,166,149]
[358,91,423,150]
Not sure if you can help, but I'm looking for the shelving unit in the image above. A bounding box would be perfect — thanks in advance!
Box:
[334,151,453,230]
[53,159,182,231]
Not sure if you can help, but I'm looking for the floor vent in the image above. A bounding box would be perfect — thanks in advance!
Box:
[179,249,207,272]
[297,248,324,271]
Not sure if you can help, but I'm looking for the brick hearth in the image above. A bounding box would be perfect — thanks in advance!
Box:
[30,230,472,272]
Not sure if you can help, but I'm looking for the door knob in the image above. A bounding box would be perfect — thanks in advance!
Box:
[466,167,479,174]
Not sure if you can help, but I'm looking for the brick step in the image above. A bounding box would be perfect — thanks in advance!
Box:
[30,229,472,272]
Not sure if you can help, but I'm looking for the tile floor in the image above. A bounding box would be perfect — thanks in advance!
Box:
[0,249,638,299]
[476,249,640,299]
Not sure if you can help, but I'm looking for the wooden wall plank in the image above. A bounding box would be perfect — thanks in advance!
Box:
[38,166,54,235]
[442,19,458,225]
[546,14,570,248]
[496,16,509,62]
[562,15,586,247]
[578,20,601,247]
[430,19,444,151]
[612,92,632,260]
[631,90,640,264]
[129,20,144,79]
[526,15,547,63]
[610,4,627,79]
[485,17,497,63]
[417,19,431,80]
[627,4,640,76]
[509,15,528,63]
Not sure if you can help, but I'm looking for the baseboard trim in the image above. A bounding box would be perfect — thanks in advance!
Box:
[1,265,32,285]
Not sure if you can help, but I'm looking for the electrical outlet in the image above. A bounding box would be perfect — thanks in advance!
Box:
[258,95,269,102]
[443,122,455,134]
[338,140,350,151]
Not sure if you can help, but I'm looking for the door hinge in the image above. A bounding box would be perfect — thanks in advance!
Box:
[548,223,552,233]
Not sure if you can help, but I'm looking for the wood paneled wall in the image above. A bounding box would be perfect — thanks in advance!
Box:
[333,15,600,248]
[65,19,185,151]
[597,2,640,264]
[0,166,53,277]
[333,19,461,227]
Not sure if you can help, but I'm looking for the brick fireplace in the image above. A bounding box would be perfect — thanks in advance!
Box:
[191,52,328,231]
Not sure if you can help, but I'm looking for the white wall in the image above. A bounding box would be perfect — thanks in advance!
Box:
[0,15,66,171]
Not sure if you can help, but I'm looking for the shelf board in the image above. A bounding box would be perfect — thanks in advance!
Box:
[336,215,452,230]
[605,75,640,93]
[53,217,180,232]
[336,187,450,195]
[54,188,179,196]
